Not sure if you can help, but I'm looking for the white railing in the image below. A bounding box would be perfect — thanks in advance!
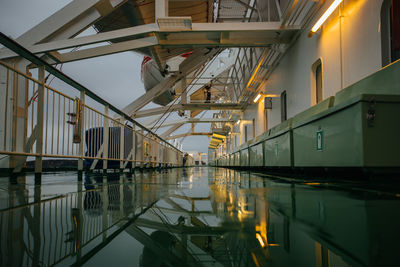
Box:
[0,34,187,172]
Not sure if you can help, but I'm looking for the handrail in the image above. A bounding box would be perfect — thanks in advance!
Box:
[0,32,181,152]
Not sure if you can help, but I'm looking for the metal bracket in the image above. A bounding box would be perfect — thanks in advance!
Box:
[366,96,376,127]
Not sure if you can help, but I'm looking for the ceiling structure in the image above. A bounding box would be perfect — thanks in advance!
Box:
[0,0,322,149]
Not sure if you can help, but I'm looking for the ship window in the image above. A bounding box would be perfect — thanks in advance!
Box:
[280,91,287,122]
[311,59,323,105]
[244,126,248,142]
[381,0,400,66]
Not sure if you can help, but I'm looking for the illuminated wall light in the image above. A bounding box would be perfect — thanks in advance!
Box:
[236,119,241,125]
[310,0,343,34]
[253,93,262,103]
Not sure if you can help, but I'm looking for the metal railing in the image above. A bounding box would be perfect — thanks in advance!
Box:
[0,176,158,266]
[0,33,186,172]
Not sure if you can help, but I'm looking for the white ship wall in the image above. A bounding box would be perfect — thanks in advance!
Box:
[238,0,384,146]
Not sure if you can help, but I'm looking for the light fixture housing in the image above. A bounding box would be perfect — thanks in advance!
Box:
[253,93,262,103]
[309,0,343,36]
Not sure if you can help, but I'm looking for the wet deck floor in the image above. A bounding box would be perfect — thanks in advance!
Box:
[1,167,400,267]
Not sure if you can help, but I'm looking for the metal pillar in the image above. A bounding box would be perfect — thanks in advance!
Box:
[78,90,85,175]
[155,0,168,20]
[6,59,30,170]
[132,124,136,171]
[34,66,45,175]
[181,75,187,104]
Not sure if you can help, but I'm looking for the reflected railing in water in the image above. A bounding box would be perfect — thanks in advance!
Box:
[1,167,400,266]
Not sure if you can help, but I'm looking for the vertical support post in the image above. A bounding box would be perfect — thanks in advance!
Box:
[139,128,144,168]
[78,90,85,176]
[181,75,187,104]
[132,124,136,171]
[35,66,45,176]
[119,117,125,171]
[156,138,160,168]
[103,105,109,171]
[155,0,168,20]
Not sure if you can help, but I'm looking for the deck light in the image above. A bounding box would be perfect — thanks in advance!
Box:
[253,93,262,103]
[236,120,240,125]
[310,0,343,34]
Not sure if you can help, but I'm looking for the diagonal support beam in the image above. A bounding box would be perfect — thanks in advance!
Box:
[15,0,128,48]
[133,103,243,118]
[160,123,185,139]
[133,105,182,118]
[165,132,212,140]
[0,22,299,59]
[144,118,236,129]
[122,75,179,116]
[123,48,219,116]
[59,36,158,62]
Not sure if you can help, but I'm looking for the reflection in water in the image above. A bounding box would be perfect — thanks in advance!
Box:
[1,167,400,266]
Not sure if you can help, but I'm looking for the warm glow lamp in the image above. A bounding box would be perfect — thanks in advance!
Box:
[310,0,343,34]
[253,93,262,103]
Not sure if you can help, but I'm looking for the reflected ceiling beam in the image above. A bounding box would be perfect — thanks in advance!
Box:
[165,132,212,140]
[134,218,237,235]
[75,200,154,266]
[124,224,187,266]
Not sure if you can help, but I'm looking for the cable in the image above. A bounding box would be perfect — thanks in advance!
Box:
[179,110,207,143]
[147,49,222,136]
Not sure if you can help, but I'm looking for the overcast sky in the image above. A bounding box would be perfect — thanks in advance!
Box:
[0,0,212,154]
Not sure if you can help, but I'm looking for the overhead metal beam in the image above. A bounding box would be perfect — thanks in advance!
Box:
[181,103,244,110]
[133,105,182,118]
[165,132,212,140]
[155,0,169,19]
[5,0,129,63]
[123,48,218,117]
[144,118,236,129]
[15,0,103,46]
[0,22,299,60]
[0,24,158,59]
[59,36,158,62]
[122,75,179,117]
[160,124,185,138]
[232,0,257,11]
[133,103,243,118]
